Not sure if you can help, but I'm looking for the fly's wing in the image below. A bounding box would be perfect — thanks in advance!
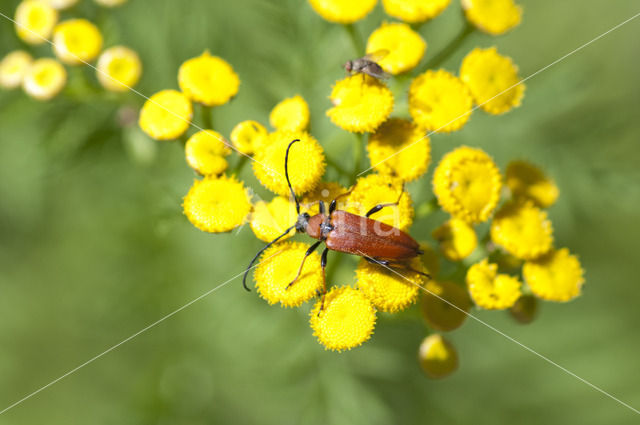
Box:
[361,62,391,80]
[363,49,390,63]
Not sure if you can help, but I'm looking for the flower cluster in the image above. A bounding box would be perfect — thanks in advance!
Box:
[0,0,141,101]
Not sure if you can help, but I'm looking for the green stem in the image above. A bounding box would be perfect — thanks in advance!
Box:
[325,155,349,178]
[419,22,474,72]
[351,133,364,181]
[200,104,213,129]
[344,24,365,57]
[231,155,248,175]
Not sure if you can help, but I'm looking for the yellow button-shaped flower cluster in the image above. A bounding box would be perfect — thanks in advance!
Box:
[22,57,67,101]
[433,146,502,224]
[460,47,524,115]
[327,74,394,133]
[523,248,585,302]
[367,118,430,182]
[253,131,326,196]
[462,0,522,35]
[45,0,78,9]
[418,334,458,378]
[15,0,58,45]
[301,181,349,216]
[96,46,142,92]
[0,51,33,89]
[308,0,377,24]
[178,51,239,107]
[466,259,521,309]
[250,196,298,243]
[409,69,473,133]
[382,0,451,23]
[421,280,471,331]
[139,90,193,140]
[53,19,103,65]
[356,257,426,313]
[185,130,232,176]
[432,218,477,261]
[230,120,268,155]
[506,160,559,208]
[366,22,426,75]
[182,175,251,233]
[310,286,377,351]
[254,242,324,307]
[270,95,310,132]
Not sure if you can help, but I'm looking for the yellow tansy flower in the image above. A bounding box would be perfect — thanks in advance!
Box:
[185,130,232,176]
[301,181,348,216]
[182,175,251,233]
[14,0,58,45]
[0,51,33,89]
[419,242,440,277]
[366,22,426,75]
[178,51,239,107]
[253,131,326,196]
[523,248,585,302]
[367,118,430,182]
[355,257,426,313]
[432,218,477,261]
[269,95,310,132]
[509,294,538,324]
[462,0,522,35]
[230,120,268,155]
[460,47,524,115]
[409,69,473,133]
[421,280,471,331]
[254,242,324,307]
[347,173,414,231]
[418,334,458,379]
[44,0,78,9]
[310,286,376,351]
[466,259,521,309]
[94,0,127,6]
[22,58,67,101]
[506,160,559,208]
[53,19,103,65]
[382,0,451,23]
[250,196,298,243]
[327,74,394,134]
[96,46,142,92]
[139,90,193,140]
[308,0,377,24]
[432,146,502,224]
[490,200,553,260]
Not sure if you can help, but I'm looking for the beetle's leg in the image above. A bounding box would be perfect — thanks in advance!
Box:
[365,186,405,218]
[318,200,325,215]
[318,247,329,314]
[286,240,322,289]
[329,190,353,214]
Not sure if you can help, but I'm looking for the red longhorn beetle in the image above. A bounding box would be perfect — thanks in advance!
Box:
[242,139,429,298]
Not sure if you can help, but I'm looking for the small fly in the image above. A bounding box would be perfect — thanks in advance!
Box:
[344,49,391,81]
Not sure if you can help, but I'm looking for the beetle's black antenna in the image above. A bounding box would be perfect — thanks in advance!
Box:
[285,139,301,214]
[242,224,296,291]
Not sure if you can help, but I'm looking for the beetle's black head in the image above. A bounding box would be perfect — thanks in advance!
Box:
[295,212,310,233]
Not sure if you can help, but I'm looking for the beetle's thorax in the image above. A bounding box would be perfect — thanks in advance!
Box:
[306,214,333,240]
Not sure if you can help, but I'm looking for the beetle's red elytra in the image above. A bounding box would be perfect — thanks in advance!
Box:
[243,139,429,301]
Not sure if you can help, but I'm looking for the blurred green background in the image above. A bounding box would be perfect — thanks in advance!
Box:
[1,0,639,423]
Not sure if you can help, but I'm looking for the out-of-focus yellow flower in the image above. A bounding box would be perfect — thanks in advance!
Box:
[182,175,251,233]
[506,160,559,208]
[250,196,298,243]
[308,0,377,24]
[382,0,451,23]
[327,74,394,134]
[253,131,325,196]
[421,280,471,331]
[432,218,477,261]
[367,118,430,182]
[53,19,103,65]
[15,0,58,45]
[230,120,268,155]
[44,0,78,9]
[490,200,553,260]
[270,95,310,132]
[22,58,67,101]
[418,334,458,378]
[94,0,128,7]
[466,259,521,309]
[432,146,502,224]
[178,51,239,107]
[0,51,33,89]
[409,69,473,133]
[462,0,522,35]
[356,257,425,313]
[509,294,538,324]
[347,173,414,231]
[419,242,440,277]
[185,130,232,176]
[310,286,376,351]
[301,181,348,215]
[96,46,142,92]
[460,47,524,115]
[254,242,324,307]
[139,90,193,140]
[523,248,585,302]
[365,22,426,75]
